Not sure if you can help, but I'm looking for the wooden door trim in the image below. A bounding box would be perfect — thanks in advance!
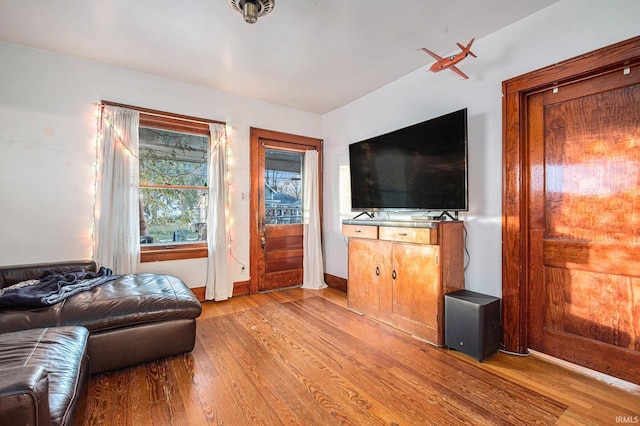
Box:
[502,36,640,354]
[249,127,323,294]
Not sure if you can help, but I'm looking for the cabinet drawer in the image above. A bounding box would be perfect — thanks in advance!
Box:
[379,226,437,245]
[342,224,378,239]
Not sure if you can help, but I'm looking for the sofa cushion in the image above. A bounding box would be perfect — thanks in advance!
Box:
[0,327,89,426]
[0,365,50,425]
[0,304,64,334]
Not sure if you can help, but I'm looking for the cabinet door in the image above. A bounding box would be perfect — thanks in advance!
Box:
[348,238,392,313]
[391,243,440,330]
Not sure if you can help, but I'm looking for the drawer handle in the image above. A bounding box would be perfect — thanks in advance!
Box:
[398,233,408,236]
[392,270,397,280]
[354,230,361,233]
[375,266,379,276]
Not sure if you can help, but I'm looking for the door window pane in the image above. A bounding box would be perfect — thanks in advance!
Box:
[265,150,303,224]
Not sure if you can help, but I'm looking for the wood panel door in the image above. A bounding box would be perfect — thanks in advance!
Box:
[263,222,303,290]
[249,128,322,293]
[526,65,640,384]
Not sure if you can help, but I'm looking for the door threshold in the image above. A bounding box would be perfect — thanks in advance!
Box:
[259,284,302,293]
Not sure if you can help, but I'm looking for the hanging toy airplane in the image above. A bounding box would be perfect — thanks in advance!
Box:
[420,38,476,79]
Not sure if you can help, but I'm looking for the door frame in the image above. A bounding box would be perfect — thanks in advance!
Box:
[502,36,640,354]
[249,127,323,294]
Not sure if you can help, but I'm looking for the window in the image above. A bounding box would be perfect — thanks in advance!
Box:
[264,150,303,224]
[137,111,216,262]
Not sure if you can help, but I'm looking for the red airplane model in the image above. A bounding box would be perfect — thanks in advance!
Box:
[420,38,476,79]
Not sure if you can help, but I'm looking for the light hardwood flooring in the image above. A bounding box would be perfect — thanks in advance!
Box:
[85,288,640,425]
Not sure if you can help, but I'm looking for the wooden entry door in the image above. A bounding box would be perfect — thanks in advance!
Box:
[527,70,640,384]
[249,128,322,293]
[503,36,640,385]
[262,148,304,291]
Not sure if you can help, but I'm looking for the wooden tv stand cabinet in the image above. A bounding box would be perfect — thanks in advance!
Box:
[342,220,464,346]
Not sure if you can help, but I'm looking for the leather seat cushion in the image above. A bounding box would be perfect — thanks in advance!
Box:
[59,273,202,331]
[0,327,89,426]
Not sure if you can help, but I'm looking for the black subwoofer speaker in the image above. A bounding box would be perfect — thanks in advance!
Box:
[445,289,501,361]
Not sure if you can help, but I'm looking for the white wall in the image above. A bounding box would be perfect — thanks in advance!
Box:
[1,0,638,294]
[0,42,322,288]
[321,0,640,297]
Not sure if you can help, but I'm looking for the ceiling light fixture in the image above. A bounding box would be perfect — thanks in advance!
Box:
[227,0,275,24]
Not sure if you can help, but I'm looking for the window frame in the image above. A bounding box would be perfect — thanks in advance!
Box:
[139,112,212,262]
[102,101,225,263]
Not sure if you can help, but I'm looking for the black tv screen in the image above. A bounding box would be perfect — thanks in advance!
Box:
[349,108,468,212]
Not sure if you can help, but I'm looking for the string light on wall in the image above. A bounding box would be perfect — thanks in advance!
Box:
[90,102,103,260]
[223,124,246,271]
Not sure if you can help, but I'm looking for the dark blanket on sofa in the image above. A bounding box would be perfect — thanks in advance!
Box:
[0,267,118,307]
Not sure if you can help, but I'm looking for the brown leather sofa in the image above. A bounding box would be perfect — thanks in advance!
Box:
[0,260,203,374]
[0,327,90,426]
[0,260,203,425]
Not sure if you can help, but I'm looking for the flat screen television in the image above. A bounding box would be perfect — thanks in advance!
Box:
[349,108,468,212]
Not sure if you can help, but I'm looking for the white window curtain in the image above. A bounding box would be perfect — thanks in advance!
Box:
[205,123,233,301]
[94,106,140,274]
[302,150,327,290]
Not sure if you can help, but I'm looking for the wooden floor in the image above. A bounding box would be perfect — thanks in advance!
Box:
[85,288,640,425]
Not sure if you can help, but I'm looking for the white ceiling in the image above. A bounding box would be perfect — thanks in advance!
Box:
[0,0,558,114]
